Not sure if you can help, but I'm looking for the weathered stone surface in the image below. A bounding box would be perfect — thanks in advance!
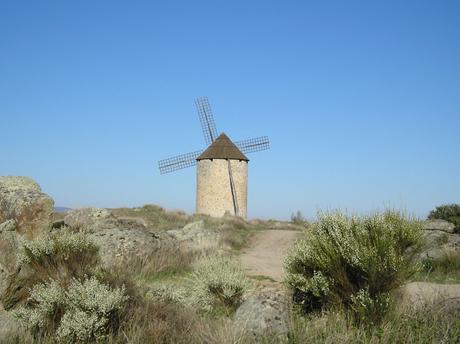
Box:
[398,282,460,314]
[0,220,16,233]
[423,219,455,233]
[0,176,54,237]
[88,227,170,267]
[1,230,22,298]
[417,229,460,262]
[0,262,8,299]
[64,208,118,231]
[0,307,18,338]
[233,290,289,340]
[167,220,222,251]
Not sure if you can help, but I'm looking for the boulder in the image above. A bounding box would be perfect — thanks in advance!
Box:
[417,229,460,262]
[0,308,18,339]
[64,208,118,231]
[0,230,23,299]
[0,176,54,237]
[167,220,222,251]
[423,219,455,234]
[233,290,289,341]
[88,227,170,267]
[398,282,460,314]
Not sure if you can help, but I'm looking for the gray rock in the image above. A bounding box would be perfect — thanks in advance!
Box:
[398,282,460,314]
[417,229,460,262]
[0,176,54,237]
[0,308,19,338]
[167,220,222,251]
[64,208,118,231]
[233,291,289,341]
[0,230,21,298]
[88,227,170,267]
[0,262,8,299]
[0,219,16,233]
[423,220,455,233]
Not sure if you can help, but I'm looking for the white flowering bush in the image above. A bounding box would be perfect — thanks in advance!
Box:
[12,276,128,342]
[350,289,391,326]
[147,282,190,305]
[16,230,98,267]
[12,280,66,334]
[189,256,249,311]
[285,210,421,322]
[2,229,100,311]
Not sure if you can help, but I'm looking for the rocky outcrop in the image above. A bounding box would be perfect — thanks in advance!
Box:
[0,176,54,237]
[418,220,460,261]
[423,219,455,234]
[167,220,222,251]
[88,227,171,267]
[233,290,289,341]
[0,307,18,339]
[63,208,119,231]
[398,282,460,315]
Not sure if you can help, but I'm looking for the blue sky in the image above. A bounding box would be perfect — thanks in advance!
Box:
[1,1,459,219]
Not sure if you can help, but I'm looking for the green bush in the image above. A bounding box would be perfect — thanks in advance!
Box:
[428,204,460,233]
[284,211,422,323]
[189,256,249,311]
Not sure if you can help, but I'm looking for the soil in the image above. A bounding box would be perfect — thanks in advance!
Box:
[240,229,301,282]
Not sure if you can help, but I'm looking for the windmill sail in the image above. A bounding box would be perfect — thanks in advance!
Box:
[158,150,202,174]
[195,97,218,146]
[235,136,270,155]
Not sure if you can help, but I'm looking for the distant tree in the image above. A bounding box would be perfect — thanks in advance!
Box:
[291,211,307,226]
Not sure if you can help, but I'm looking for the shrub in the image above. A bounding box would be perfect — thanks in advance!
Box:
[189,256,249,311]
[12,276,128,342]
[284,210,422,323]
[428,204,460,233]
[1,230,99,310]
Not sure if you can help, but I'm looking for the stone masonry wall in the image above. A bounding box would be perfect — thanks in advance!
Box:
[196,159,248,218]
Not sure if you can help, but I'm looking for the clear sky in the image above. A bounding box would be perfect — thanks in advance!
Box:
[1,1,459,220]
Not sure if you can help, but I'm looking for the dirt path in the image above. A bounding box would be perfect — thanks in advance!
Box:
[240,229,301,282]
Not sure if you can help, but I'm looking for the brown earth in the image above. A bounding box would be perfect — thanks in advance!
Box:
[240,229,301,282]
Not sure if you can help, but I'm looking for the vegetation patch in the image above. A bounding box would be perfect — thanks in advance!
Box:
[284,211,422,324]
[189,256,249,312]
[288,305,460,344]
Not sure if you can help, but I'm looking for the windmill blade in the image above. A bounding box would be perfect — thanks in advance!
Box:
[195,97,218,146]
[235,136,270,155]
[158,150,202,174]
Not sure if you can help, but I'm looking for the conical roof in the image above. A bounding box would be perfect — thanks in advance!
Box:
[197,133,249,161]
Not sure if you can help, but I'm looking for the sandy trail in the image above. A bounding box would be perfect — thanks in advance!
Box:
[240,229,301,282]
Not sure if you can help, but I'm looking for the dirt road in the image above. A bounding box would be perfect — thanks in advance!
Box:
[240,229,301,282]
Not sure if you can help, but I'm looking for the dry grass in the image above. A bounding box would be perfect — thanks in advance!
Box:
[288,303,460,344]
[110,205,191,230]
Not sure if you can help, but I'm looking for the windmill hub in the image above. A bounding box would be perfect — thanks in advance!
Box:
[158,97,270,219]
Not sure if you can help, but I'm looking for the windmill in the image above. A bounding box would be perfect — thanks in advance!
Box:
[158,97,270,218]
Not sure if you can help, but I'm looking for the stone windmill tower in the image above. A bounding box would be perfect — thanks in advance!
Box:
[158,97,269,218]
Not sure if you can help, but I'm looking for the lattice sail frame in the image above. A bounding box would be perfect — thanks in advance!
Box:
[158,150,202,174]
[158,98,270,174]
[195,97,218,146]
[235,136,270,155]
